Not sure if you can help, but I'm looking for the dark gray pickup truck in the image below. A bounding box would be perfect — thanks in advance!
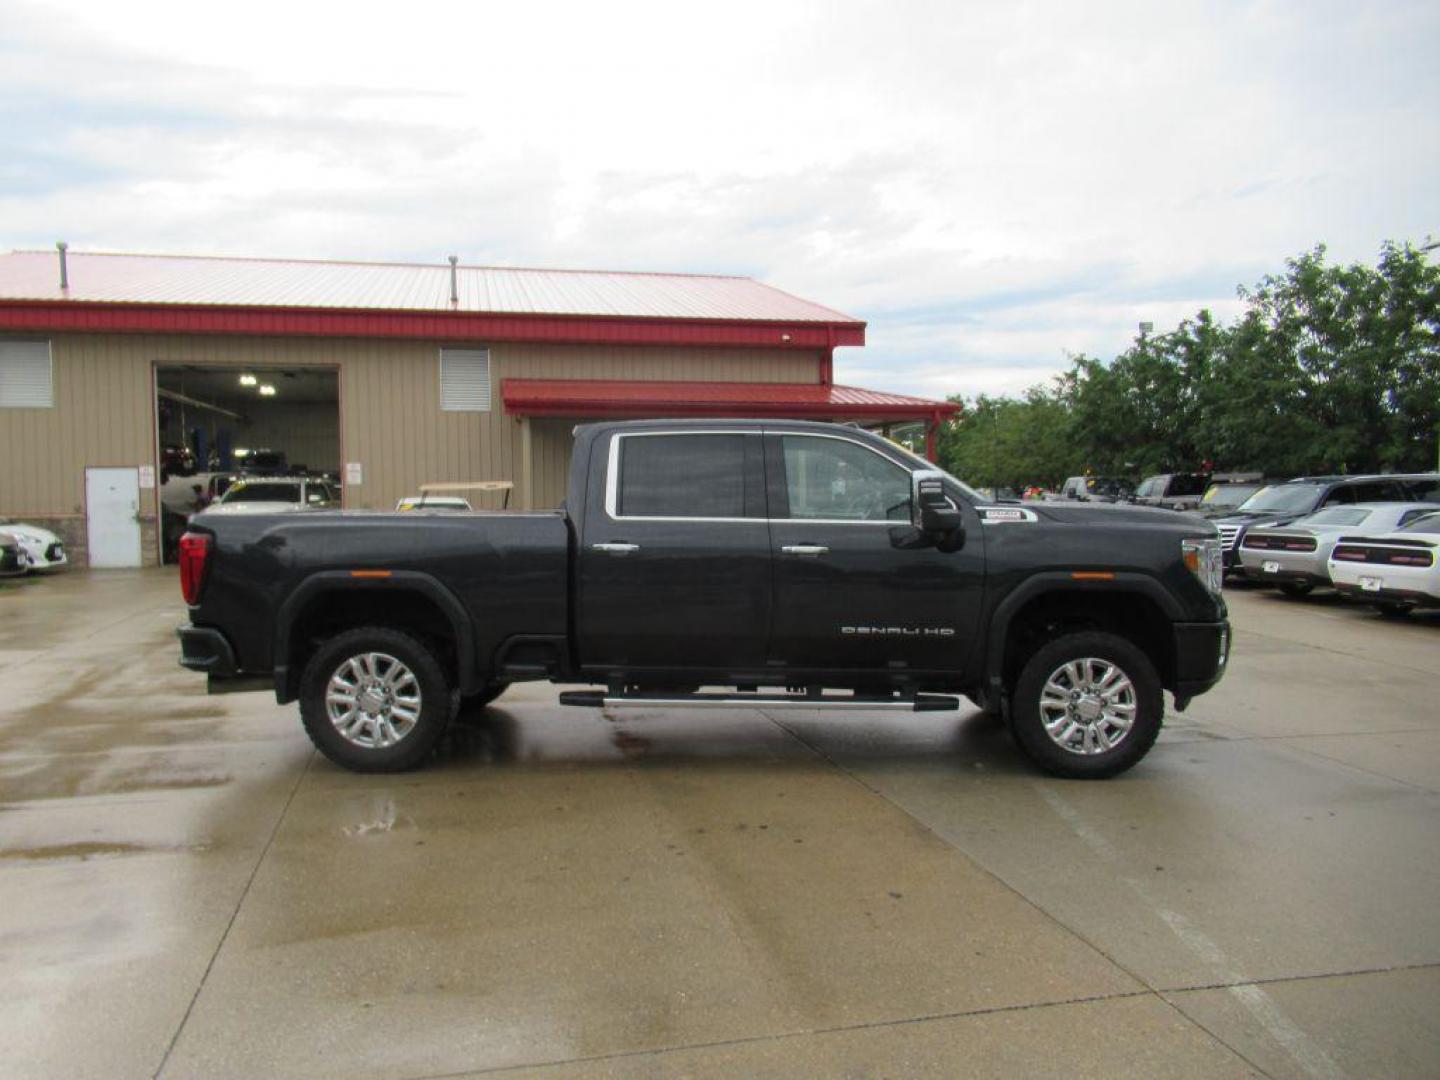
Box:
[178,420,1230,778]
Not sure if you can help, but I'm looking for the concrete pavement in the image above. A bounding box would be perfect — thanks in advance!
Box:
[1,570,1436,1078]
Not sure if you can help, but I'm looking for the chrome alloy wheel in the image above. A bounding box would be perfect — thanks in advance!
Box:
[1038,657,1138,756]
[325,652,423,749]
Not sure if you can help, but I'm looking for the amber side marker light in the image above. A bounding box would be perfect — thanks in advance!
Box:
[1072,571,1116,581]
[349,570,392,579]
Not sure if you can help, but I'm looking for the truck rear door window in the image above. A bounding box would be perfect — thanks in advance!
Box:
[616,433,749,518]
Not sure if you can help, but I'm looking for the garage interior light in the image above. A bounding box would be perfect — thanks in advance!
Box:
[259,384,276,396]
[238,373,257,386]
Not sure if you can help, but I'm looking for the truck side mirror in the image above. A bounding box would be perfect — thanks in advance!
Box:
[912,471,964,540]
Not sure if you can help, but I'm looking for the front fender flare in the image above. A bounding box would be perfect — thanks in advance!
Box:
[984,572,1184,699]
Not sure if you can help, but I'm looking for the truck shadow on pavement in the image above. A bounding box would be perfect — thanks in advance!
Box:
[430,703,1040,778]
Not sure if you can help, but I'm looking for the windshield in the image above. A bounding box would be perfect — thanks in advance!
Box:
[1088,477,1133,497]
[221,482,302,504]
[1203,483,1262,508]
[1400,512,1440,534]
[1299,507,1370,527]
[1236,483,1323,514]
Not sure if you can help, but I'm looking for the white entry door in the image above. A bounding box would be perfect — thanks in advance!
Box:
[85,467,142,568]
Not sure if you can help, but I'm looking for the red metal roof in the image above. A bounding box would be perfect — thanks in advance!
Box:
[0,250,862,324]
[501,379,958,420]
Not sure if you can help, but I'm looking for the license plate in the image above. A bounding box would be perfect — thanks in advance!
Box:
[1262,560,1280,574]
[1360,576,1383,592]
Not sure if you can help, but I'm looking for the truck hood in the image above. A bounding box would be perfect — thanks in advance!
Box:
[1031,502,1217,534]
[1212,510,1301,527]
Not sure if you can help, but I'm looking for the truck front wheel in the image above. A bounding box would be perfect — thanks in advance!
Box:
[1009,631,1163,779]
[299,626,454,772]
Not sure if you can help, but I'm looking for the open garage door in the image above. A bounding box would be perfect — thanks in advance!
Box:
[155,364,340,563]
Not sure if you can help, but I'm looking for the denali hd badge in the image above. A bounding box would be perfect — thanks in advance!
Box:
[842,626,956,636]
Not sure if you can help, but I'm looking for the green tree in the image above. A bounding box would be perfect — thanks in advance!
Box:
[936,241,1439,485]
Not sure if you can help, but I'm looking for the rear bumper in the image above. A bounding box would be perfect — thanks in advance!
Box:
[1238,549,1324,585]
[1173,619,1231,700]
[1247,565,1326,587]
[176,625,239,676]
[1334,583,1438,608]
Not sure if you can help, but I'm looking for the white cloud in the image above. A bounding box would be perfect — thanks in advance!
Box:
[2,0,1436,402]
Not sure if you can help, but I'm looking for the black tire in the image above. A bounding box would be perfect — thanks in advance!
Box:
[1374,601,1412,618]
[1009,631,1164,779]
[299,626,453,772]
[1278,581,1315,598]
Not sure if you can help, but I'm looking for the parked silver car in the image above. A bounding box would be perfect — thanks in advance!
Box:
[1237,502,1440,596]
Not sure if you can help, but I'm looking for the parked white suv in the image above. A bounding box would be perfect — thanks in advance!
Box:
[208,477,339,514]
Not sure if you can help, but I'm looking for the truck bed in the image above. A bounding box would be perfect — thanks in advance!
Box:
[187,509,572,685]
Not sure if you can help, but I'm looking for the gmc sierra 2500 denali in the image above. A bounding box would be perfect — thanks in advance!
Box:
[178,420,1230,779]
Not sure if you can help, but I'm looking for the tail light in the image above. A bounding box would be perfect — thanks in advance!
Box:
[178,532,212,605]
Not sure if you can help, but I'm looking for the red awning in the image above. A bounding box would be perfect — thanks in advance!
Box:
[501,379,958,421]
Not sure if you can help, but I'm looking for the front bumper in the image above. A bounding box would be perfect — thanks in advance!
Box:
[30,541,68,570]
[1173,619,1231,702]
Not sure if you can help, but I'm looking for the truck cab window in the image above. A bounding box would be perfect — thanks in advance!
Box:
[617,433,748,518]
[781,436,911,522]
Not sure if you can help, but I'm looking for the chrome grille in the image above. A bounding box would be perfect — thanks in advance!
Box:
[1217,524,1242,550]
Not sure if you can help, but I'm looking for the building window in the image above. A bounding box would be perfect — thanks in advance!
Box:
[0,340,53,408]
[439,348,491,411]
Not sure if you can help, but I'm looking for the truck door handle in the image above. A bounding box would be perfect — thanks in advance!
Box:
[781,544,830,558]
[592,542,640,556]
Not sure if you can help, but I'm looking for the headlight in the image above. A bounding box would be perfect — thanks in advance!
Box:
[1182,537,1224,595]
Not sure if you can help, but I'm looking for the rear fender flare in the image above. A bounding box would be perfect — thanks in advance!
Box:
[274,570,478,702]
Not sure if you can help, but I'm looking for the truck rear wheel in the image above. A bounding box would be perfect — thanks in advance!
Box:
[299,626,453,772]
[1009,631,1163,779]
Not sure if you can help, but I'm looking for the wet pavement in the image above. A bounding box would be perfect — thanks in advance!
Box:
[1,570,1437,1079]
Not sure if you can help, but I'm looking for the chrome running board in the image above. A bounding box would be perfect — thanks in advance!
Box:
[557,690,960,713]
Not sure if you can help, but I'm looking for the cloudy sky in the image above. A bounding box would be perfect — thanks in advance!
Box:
[2,0,1436,400]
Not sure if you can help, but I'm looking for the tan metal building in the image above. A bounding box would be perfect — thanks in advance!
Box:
[0,250,956,567]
